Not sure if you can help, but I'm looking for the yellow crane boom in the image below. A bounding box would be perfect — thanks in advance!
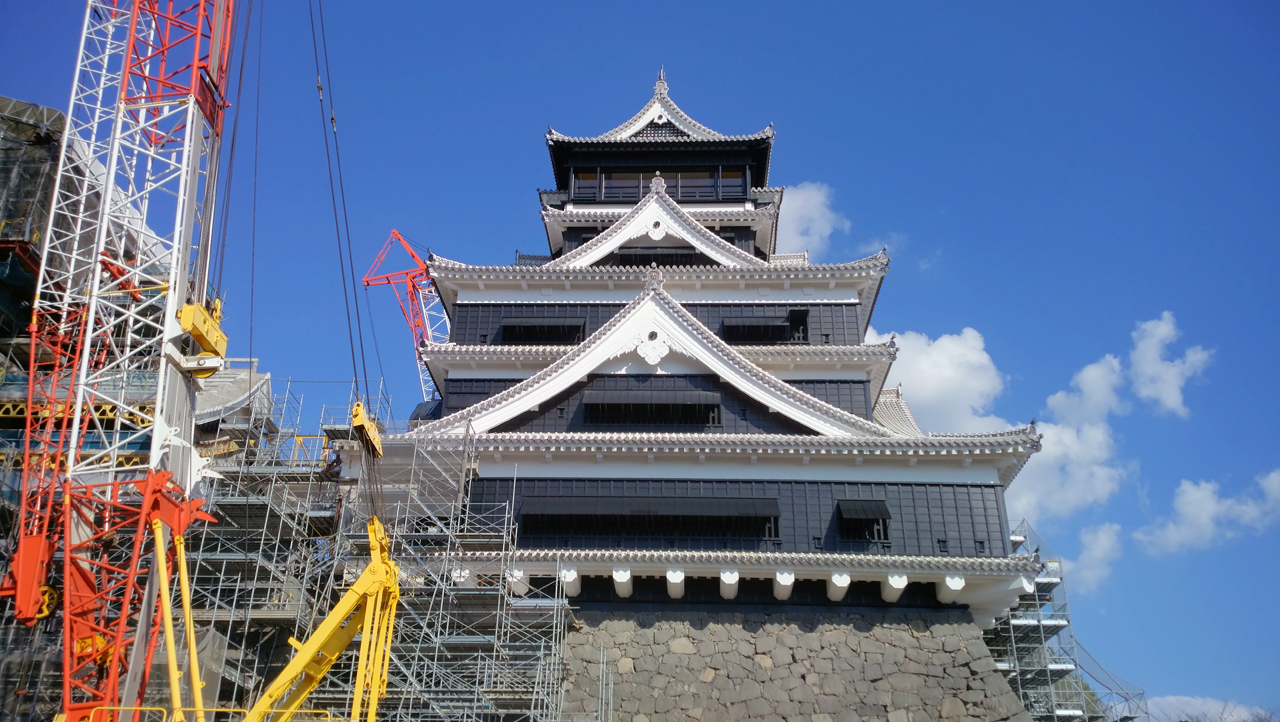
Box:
[242,517,399,722]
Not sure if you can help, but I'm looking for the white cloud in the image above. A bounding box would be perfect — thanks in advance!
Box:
[873,312,1212,528]
[1129,311,1213,417]
[1149,696,1268,722]
[1009,419,1129,525]
[869,324,1132,525]
[866,326,1008,433]
[1045,355,1128,426]
[1061,523,1122,594]
[1134,469,1280,555]
[776,182,851,258]
[1007,356,1131,524]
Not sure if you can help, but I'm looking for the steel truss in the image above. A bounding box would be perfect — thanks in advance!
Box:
[308,429,568,721]
[2,1,236,719]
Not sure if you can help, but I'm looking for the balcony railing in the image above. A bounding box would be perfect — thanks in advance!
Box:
[572,170,749,202]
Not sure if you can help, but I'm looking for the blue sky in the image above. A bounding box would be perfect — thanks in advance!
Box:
[6,0,1279,712]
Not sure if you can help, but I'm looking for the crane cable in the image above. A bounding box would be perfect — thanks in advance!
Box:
[308,0,386,518]
[211,0,257,298]
[306,0,364,394]
[248,0,265,362]
[315,0,375,407]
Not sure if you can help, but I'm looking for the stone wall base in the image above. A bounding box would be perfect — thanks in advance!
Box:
[563,609,1032,722]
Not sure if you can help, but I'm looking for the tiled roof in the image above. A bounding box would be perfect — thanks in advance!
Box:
[541,203,778,224]
[427,249,890,277]
[874,385,924,437]
[421,342,897,364]
[544,176,766,268]
[465,430,1041,455]
[469,548,1042,576]
[404,426,1041,484]
[545,70,774,145]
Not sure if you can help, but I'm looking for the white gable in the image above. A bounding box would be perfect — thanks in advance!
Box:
[419,271,894,438]
[597,70,727,141]
[545,177,768,269]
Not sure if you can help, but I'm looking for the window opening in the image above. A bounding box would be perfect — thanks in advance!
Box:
[836,499,892,554]
[610,247,711,267]
[498,318,585,345]
[583,401,721,428]
[563,230,597,253]
[602,172,641,201]
[976,540,986,555]
[572,169,599,201]
[721,310,809,345]
[573,167,749,202]
[677,171,716,200]
[937,539,949,554]
[719,168,747,198]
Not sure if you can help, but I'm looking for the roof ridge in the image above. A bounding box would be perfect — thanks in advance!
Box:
[429,247,890,275]
[544,70,772,144]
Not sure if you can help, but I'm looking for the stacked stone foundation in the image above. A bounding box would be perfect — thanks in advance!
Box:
[563,609,1031,722]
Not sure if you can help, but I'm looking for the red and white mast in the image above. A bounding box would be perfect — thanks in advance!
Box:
[2,1,233,719]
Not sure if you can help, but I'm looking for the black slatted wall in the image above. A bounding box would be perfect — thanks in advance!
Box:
[471,478,1009,558]
[445,378,872,421]
[448,303,861,345]
[490,375,814,434]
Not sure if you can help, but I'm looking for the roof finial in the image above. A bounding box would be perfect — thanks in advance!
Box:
[654,67,668,96]
[648,174,667,194]
[644,264,665,291]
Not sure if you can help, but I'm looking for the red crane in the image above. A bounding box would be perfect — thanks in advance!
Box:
[1,2,233,719]
[363,229,450,403]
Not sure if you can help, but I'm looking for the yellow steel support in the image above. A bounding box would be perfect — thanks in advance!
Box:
[350,402,383,459]
[243,518,399,722]
[173,534,206,722]
[151,520,187,722]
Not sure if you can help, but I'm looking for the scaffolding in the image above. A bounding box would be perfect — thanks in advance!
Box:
[0,96,58,349]
[0,359,338,720]
[985,521,1148,722]
[0,356,568,720]
[181,359,343,709]
[307,428,569,721]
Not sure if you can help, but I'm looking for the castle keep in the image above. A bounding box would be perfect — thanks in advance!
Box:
[406,71,1044,722]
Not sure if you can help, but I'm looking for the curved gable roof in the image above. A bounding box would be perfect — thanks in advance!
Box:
[545,176,769,269]
[546,69,774,144]
[413,269,895,438]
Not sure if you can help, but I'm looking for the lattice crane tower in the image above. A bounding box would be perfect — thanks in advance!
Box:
[0,2,235,720]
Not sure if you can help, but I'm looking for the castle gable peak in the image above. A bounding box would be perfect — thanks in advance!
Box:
[546,70,774,145]
[545,176,769,269]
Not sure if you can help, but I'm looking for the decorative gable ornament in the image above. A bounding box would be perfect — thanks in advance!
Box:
[636,331,670,365]
[546,176,768,269]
